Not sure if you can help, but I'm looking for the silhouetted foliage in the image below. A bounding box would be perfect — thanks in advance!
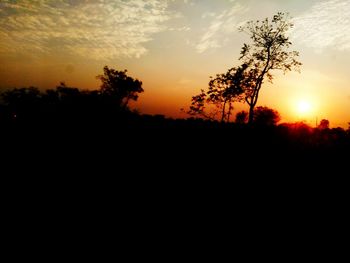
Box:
[97,66,144,110]
[253,106,281,126]
[279,121,314,146]
[239,12,302,124]
[188,13,301,125]
[1,87,42,121]
[188,65,246,122]
[0,61,349,173]
[235,110,248,124]
[0,77,142,125]
[318,119,330,130]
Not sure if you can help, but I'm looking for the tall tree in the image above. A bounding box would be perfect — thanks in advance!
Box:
[239,12,302,124]
[188,65,246,122]
[97,66,144,110]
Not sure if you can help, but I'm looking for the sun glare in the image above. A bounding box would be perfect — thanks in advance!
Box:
[297,100,312,114]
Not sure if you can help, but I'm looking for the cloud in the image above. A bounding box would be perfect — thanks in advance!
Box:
[292,0,350,52]
[195,1,248,53]
[182,0,194,6]
[0,0,175,60]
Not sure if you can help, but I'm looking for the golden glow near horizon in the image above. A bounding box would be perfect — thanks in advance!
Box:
[0,0,350,128]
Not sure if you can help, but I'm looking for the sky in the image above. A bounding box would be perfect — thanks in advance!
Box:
[0,0,349,128]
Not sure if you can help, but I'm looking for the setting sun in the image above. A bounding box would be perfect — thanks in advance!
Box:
[297,101,312,114]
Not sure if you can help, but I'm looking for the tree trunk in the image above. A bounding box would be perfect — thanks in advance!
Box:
[227,102,233,123]
[248,83,262,125]
[248,104,255,125]
[221,100,227,123]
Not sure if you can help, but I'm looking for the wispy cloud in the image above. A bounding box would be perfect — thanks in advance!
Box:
[293,0,350,52]
[195,1,248,53]
[0,0,175,60]
[182,0,194,6]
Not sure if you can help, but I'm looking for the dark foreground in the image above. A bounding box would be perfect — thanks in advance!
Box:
[2,115,349,236]
[2,114,349,173]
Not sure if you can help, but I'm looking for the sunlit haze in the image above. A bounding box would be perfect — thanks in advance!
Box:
[0,0,349,128]
[297,100,311,114]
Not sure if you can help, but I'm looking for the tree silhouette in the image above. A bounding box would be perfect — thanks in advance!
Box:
[55,82,81,99]
[239,12,302,124]
[97,66,144,110]
[318,119,330,130]
[0,66,146,125]
[1,87,41,120]
[253,106,281,126]
[188,65,246,122]
[235,110,248,124]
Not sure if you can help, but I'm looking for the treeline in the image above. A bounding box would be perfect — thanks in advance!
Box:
[0,66,349,136]
[0,66,144,126]
[0,83,128,125]
[1,79,349,151]
[0,78,349,168]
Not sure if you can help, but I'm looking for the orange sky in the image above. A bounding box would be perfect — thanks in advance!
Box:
[0,0,349,128]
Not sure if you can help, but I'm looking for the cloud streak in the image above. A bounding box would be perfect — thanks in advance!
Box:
[0,0,174,60]
[293,0,350,52]
[195,1,248,53]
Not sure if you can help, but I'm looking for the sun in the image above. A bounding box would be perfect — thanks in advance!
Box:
[297,100,312,115]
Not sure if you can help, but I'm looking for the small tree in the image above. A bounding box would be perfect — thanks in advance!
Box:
[188,65,246,122]
[253,106,281,126]
[235,110,248,124]
[97,66,144,110]
[239,12,302,124]
[318,119,330,130]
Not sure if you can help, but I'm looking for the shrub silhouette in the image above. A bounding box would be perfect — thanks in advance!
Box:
[318,119,330,130]
[253,106,281,126]
[235,110,248,124]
